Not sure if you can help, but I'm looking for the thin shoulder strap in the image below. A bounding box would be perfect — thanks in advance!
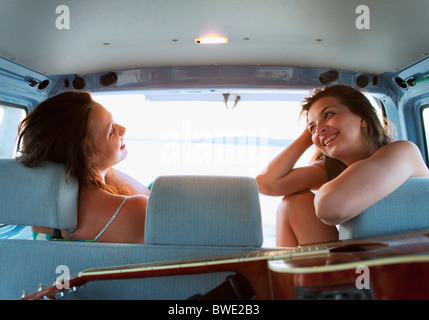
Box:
[94,197,129,241]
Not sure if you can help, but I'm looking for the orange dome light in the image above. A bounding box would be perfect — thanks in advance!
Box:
[194,36,229,44]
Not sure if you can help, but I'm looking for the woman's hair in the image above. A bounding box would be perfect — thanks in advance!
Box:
[300,85,393,180]
[16,91,124,194]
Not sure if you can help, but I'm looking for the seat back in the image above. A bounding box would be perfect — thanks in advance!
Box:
[0,173,264,300]
[339,177,429,239]
[145,175,263,247]
[0,159,78,232]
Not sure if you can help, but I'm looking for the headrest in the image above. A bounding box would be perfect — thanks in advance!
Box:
[144,175,263,247]
[0,159,78,232]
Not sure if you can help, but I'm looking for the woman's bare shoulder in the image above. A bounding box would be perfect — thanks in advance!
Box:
[126,194,149,209]
[120,195,148,223]
[375,140,429,177]
[376,140,423,155]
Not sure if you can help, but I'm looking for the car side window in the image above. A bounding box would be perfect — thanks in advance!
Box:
[0,104,26,158]
[422,107,429,164]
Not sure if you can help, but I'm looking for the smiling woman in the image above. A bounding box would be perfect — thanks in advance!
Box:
[16,92,150,244]
[302,85,393,174]
[257,85,429,247]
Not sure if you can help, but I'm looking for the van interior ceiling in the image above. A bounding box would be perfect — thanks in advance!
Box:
[0,0,427,75]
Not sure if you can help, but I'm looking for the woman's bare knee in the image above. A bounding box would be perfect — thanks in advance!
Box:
[276,190,337,246]
[276,191,315,247]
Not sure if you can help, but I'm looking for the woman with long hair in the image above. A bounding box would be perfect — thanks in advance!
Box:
[256,85,429,246]
[17,91,150,243]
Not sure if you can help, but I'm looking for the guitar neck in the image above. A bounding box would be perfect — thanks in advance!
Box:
[80,246,328,278]
[21,246,329,300]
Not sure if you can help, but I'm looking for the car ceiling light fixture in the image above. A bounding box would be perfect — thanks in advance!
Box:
[223,93,241,110]
[195,36,229,44]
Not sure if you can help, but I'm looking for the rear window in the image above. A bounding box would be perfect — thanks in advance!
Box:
[93,93,310,247]
[93,92,383,246]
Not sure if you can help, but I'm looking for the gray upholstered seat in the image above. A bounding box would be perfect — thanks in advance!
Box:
[145,175,263,246]
[339,177,429,239]
[0,160,263,299]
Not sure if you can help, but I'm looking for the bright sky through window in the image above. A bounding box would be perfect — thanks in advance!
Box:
[93,93,311,247]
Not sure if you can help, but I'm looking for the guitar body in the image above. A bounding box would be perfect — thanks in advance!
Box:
[268,234,429,300]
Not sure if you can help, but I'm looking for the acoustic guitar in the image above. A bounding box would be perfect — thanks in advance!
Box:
[20,230,429,300]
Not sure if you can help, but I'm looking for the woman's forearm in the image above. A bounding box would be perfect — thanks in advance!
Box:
[256,130,315,195]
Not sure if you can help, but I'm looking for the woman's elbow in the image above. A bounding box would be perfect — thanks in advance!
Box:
[314,192,346,225]
[317,214,344,226]
[255,174,272,195]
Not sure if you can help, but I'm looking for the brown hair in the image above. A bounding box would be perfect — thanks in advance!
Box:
[300,85,393,180]
[17,91,125,194]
